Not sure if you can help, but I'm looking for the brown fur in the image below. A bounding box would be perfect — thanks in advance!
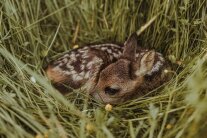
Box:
[45,33,172,104]
[46,65,67,83]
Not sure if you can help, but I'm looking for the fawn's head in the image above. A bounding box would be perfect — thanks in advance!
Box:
[90,33,157,104]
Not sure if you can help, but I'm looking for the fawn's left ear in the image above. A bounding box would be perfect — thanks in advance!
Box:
[122,33,138,61]
[135,51,155,76]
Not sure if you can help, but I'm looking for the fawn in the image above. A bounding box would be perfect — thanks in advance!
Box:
[46,33,172,104]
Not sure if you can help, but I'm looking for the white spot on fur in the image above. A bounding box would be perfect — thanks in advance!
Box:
[84,71,90,79]
[118,51,122,55]
[82,51,89,59]
[82,60,86,64]
[70,53,76,61]
[82,55,89,59]
[57,63,63,67]
[76,76,83,81]
[107,49,112,54]
[78,49,88,53]
[109,55,113,60]
[63,54,70,58]
[86,57,103,70]
[71,70,77,75]
[61,58,68,63]
[113,53,119,58]
[93,57,103,64]
[63,71,72,75]
[83,47,88,50]
[101,47,107,50]
[86,61,94,69]
[53,66,72,75]
[79,71,85,76]
[67,63,74,70]
[72,74,82,81]
[80,64,85,70]
[70,69,83,81]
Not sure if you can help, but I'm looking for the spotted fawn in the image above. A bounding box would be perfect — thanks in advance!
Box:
[46,33,171,104]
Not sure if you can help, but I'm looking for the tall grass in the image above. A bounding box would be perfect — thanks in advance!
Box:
[0,0,207,137]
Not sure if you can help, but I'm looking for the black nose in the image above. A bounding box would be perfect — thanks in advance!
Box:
[104,87,120,95]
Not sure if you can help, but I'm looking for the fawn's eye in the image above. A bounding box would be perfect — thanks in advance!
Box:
[104,86,120,95]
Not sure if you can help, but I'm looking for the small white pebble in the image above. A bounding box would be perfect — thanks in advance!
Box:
[105,104,113,111]
[30,76,36,83]
[164,69,169,73]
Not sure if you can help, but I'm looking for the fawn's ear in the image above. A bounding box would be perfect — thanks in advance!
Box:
[135,51,155,76]
[122,33,138,61]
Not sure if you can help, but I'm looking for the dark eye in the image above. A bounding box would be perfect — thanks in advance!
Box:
[104,86,120,95]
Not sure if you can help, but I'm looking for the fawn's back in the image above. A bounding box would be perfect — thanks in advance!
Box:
[46,44,123,93]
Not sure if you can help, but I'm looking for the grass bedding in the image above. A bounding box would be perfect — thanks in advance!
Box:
[0,0,207,138]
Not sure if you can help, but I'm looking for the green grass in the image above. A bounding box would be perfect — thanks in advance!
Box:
[0,0,207,138]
